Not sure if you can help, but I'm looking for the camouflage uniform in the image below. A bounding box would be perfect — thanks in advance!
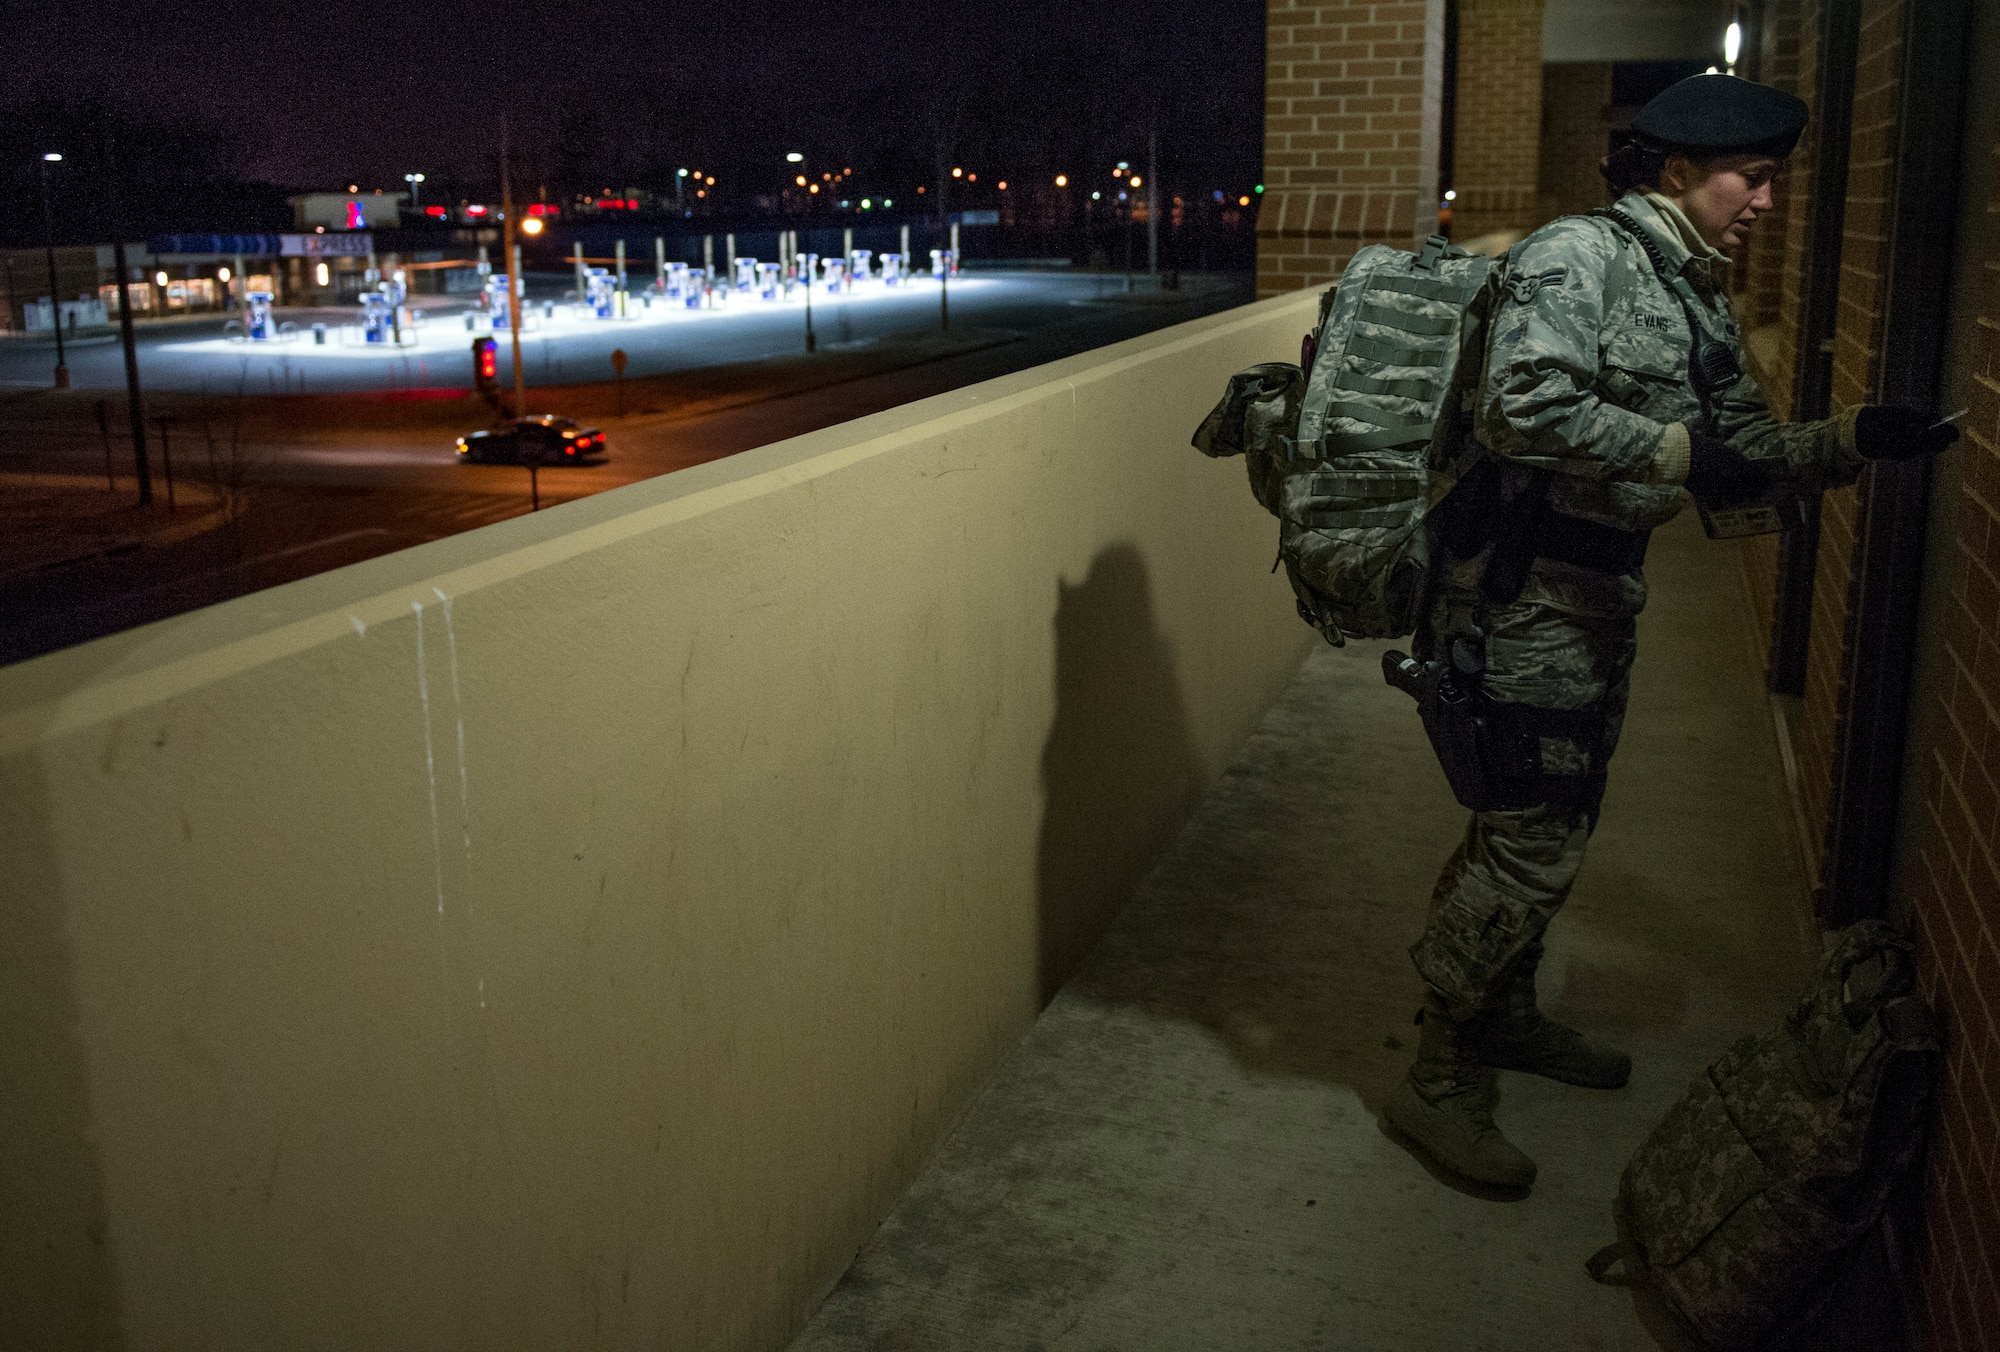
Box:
[1409,190,1864,1020]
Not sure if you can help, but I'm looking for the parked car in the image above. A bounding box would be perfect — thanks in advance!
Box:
[457,415,607,464]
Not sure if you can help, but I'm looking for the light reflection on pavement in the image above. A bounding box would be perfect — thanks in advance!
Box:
[0,272,1147,395]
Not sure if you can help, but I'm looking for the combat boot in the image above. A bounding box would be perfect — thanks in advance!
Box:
[1478,943,1631,1089]
[1386,999,1537,1189]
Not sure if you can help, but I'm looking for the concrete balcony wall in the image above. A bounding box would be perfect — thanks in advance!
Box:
[0,291,1318,1349]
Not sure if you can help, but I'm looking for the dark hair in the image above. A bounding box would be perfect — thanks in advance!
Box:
[1599,130,1680,195]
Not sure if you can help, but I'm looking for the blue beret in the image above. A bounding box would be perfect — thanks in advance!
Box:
[1631,74,1808,157]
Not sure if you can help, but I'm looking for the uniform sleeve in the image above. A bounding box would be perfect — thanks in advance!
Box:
[1711,360,1864,490]
[1478,221,1686,485]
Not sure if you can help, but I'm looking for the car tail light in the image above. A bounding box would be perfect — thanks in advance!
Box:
[565,447,575,456]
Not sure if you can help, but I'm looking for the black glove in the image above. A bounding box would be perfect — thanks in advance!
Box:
[1855,405,1961,461]
[1684,430,1776,506]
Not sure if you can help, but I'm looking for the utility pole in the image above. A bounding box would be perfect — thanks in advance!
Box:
[1147,122,1159,275]
[38,153,70,389]
[936,142,950,332]
[502,118,527,420]
[108,236,150,501]
[99,124,150,502]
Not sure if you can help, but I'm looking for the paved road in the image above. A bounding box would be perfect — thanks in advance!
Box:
[1,272,1257,664]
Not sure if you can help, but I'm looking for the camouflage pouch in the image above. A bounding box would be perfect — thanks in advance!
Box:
[1191,361,1304,517]
[1586,921,1942,1350]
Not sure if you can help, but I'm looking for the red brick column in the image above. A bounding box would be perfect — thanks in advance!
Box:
[1257,0,1444,296]
[1450,0,1546,242]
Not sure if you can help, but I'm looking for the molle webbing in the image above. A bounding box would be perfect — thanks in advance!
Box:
[1358,300,1460,337]
[1346,333,1448,368]
[1367,272,1477,304]
[1341,369,1439,401]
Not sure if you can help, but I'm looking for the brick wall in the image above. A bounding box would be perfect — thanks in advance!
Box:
[1535,63,1612,225]
[1727,0,2000,1337]
[1789,0,1904,890]
[1450,0,1546,241]
[1733,0,1814,648]
[1770,0,1822,427]
[1897,72,2000,1352]
[1740,0,1805,337]
[1258,0,1437,296]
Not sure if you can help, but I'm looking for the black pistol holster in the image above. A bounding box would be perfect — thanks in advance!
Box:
[1384,642,1611,818]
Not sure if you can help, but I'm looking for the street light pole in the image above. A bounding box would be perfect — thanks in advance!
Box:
[501,122,526,420]
[1147,122,1160,276]
[404,172,425,213]
[38,153,70,389]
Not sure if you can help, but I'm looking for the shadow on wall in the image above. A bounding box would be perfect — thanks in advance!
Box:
[1035,544,1203,1007]
[1,753,125,1348]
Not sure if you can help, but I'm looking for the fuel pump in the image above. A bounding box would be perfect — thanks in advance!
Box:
[684,267,706,308]
[848,250,872,288]
[361,291,394,344]
[757,263,780,300]
[821,256,847,294]
[666,262,689,301]
[244,289,276,340]
[482,273,512,329]
[584,267,616,318]
[734,257,757,293]
[880,253,903,287]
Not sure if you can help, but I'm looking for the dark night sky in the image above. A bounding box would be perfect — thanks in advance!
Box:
[5,1,1266,205]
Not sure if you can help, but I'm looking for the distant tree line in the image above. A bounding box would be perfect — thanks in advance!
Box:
[460,7,1264,224]
[0,2,1266,246]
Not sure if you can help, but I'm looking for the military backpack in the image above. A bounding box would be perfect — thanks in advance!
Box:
[1191,234,1508,645]
[1586,921,1942,1350]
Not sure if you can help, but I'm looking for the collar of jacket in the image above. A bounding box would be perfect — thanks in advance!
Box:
[1618,191,1733,292]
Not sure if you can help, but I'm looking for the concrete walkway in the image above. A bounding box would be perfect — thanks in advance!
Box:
[791,512,1820,1351]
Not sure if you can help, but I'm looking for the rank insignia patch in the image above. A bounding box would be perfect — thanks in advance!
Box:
[1506,268,1568,303]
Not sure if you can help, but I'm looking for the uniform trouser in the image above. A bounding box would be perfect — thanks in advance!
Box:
[1409,593,1638,1022]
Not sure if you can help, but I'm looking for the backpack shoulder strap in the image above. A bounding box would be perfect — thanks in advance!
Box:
[1585,1237,1643,1285]
[1592,207,1722,343]
[1562,213,1637,332]
[1590,206,1731,417]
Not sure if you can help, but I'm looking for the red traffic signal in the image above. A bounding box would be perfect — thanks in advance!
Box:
[472,337,498,391]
